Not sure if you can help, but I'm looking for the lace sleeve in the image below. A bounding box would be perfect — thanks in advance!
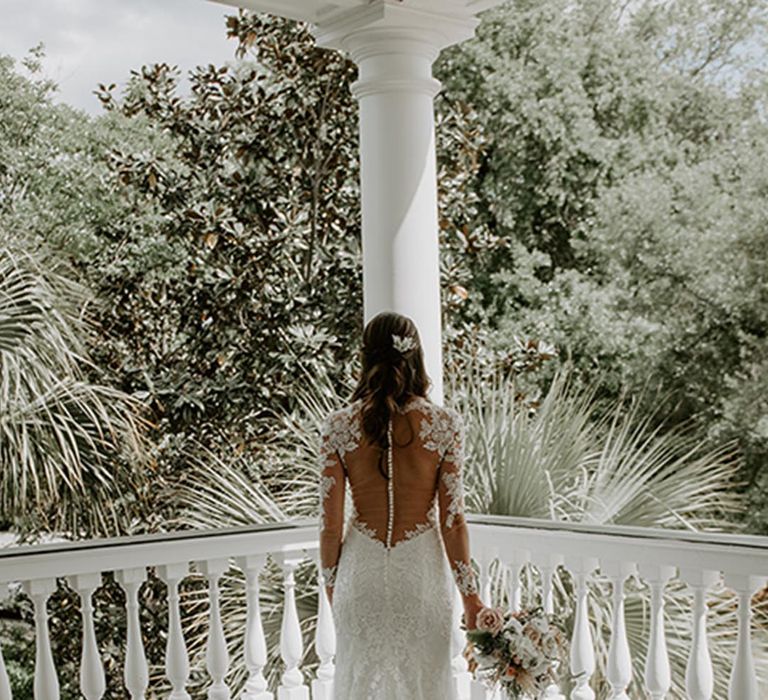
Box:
[318,413,346,592]
[437,408,479,600]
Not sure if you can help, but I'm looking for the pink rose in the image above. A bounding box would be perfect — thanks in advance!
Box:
[476,606,505,635]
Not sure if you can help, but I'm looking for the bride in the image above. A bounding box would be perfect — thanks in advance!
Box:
[318,310,485,699]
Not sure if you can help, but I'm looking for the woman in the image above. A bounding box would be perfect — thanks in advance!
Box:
[318,310,485,699]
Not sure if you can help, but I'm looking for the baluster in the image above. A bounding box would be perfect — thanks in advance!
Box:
[725,573,764,700]
[679,569,717,700]
[275,553,309,700]
[469,547,495,700]
[451,583,472,700]
[115,568,149,699]
[602,562,636,700]
[477,549,493,605]
[639,564,674,700]
[537,558,565,700]
[506,556,526,613]
[157,563,191,700]
[197,559,232,700]
[22,578,59,700]
[311,558,335,700]
[0,632,10,700]
[564,556,598,700]
[67,573,106,700]
[236,555,272,700]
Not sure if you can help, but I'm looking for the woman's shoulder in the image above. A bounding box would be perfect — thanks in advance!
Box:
[402,395,462,420]
[320,401,362,453]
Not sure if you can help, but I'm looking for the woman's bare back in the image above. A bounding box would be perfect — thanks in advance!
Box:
[319,394,479,599]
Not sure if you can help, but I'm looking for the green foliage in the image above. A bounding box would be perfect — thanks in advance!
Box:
[455,366,764,698]
[456,368,743,528]
[436,0,768,530]
[85,14,363,466]
[0,245,152,536]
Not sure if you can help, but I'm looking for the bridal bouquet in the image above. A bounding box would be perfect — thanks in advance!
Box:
[463,605,567,699]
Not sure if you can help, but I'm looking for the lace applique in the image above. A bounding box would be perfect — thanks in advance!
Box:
[319,474,336,532]
[331,520,455,698]
[352,518,379,540]
[453,559,478,596]
[402,520,434,541]
[440,470,464,529]
[418,403,464,464]
[321,564,338,588]
[321,404,362,466]
[403,494,439,540]
[348,499,379,540]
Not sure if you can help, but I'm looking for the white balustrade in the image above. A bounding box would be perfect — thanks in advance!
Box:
[157,563,192,700]
[0,635,10,700]
[115,567,149,700]
[602,561,635,700]
[311,561,335,700]
[640,564,674,699]
[725,573,765,700]
[275,553,309,700]
[22,578,59,700]
[197,559,233,700]
[506,551,529,613]
[236,555,272,700]
[533,554,565,700]
[565,557,598,700]
[0,517,766,698]
[680,568,718,700]
[451,583,473,700]
[67,573,106,700]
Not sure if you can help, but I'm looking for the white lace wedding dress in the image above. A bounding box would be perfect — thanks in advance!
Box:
[318,395,479,700]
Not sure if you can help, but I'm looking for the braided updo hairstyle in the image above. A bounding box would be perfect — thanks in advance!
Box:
[350,311,431,475]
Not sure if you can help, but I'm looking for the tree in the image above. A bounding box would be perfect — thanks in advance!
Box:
[435,0,768,529]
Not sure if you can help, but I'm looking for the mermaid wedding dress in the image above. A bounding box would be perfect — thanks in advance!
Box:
[318,395,479,700]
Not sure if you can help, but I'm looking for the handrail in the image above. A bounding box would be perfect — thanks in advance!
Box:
[2,514,767,583]
[465,513,768,551]
[0,519,319,582]
[465,515,768,579]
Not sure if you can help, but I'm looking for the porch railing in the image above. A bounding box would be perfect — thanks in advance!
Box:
[0,515,766,699]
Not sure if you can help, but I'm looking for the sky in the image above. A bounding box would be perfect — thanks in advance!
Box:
[1,0,241,116]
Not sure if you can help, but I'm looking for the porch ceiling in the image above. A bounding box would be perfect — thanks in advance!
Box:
[208,0,509,25]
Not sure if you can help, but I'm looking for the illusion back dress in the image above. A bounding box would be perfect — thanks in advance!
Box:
[318,395,479,700]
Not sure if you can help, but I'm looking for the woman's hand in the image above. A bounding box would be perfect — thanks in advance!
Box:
[463,597,485,630]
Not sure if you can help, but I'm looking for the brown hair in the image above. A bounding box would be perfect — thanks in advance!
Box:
[350,311,431,464]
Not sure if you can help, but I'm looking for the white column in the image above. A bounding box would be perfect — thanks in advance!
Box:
[157,563,192,700]
[22,578,60,700]
[67,573,106,700]
[314,6,478,406]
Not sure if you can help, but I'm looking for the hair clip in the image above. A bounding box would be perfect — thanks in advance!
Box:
[392,333,417,353]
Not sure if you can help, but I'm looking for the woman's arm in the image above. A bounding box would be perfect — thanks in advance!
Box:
[318,414,346,605]
[436,408,483,628]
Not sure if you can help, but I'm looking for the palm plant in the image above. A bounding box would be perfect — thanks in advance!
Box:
[452,365,765,698]
[174,362,763,697]
[0,243,151,537]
